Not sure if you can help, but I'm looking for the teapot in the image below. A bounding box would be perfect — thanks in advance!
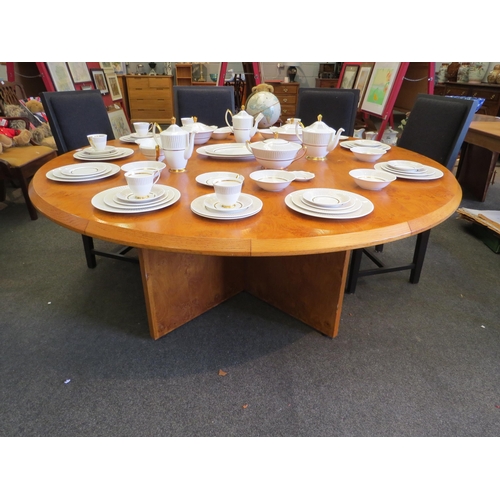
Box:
[225,106,264,143]
[296,115,344,160]
[159,117,195,172]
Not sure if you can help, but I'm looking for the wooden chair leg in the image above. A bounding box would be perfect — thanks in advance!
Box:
[409,230,431,284]
[11,168,38,220]
[0,179,5,202]
[346,248,363,294]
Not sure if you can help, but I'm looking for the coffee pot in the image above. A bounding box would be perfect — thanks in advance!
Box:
[159,118,195,172]
[225,106,263,143]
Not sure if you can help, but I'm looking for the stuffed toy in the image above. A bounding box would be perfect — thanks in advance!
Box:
[0,123,32,153]
[251,83,274,94]
[25,99,48,124]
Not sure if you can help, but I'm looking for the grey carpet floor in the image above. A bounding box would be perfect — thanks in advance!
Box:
[1,176,499,437]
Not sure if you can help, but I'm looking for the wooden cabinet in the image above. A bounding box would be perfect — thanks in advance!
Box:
[434,82,500,116]
[121,75,174,123]
[175,64,192,86]
[316,78,339,88]
[266,81,299,121]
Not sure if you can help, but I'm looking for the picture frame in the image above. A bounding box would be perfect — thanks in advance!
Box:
[361,62,401,117]
[353,63,374,108]
[106,73,123,101]
[67,62,91,83]
[108,107,132,139]
[91,69,109,95]
[99,62,113,71]
[340,64,359,89]
[111,62,126,74]
[46,62,75,91]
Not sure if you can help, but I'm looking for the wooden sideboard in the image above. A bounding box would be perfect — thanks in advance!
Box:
[434,82,500,116]
[266,81,299,121]
[119,75,174,123]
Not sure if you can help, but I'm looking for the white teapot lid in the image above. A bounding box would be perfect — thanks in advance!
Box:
[161,117,188,137]
[303,114,334,134]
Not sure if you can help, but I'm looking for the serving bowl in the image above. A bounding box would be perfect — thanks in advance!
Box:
[211,126,232,140]
[182,120,217,144]
[250,169,296,191]
[247,139,306,169]
[349,168,396,190]
[135,137,161,158]
[351,146,387,163]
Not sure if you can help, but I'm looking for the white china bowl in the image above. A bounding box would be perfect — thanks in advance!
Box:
[248,140,302,160]
[250,169,296,191]
[121,160,166,173]
[354,139,382,148]
[211,127,232,140]
[349,168,396,190]
[351,146,387,163]
[193,130,215,145]
[257,158,296,169]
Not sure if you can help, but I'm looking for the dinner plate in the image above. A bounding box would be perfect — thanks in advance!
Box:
[47,164,120,182]
[115,185,167,204]
[59,163,112,177]
[195,171,245,186]
[286,190,374,219]
[73,147,134,161]
[301,195,360,213]
[301,188,352,208]
[387,160,427,172]
[82,146,118,156]
[196,143,254,159]
[204,193,253,213]
[119,134,139,143]
[108,188,174,209]
[130,132,154,139]
[375,162,443,180]
[191,193,262,220]
[340,140,391,151]
[92,185,180,213]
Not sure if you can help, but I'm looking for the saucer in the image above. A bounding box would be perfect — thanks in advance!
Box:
[204,193,253,213]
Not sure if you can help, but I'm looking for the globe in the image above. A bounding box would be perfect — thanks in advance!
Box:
[245,91,281,128]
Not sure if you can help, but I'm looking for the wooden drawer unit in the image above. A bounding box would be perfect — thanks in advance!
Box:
[267,81,299,121]
[436,82,500,116]
[123,75,174,123]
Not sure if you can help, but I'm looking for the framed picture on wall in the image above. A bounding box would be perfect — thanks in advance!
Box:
[108,107,131,138]
[111,62,126,74]
[91,69,109,95]
[361,62,401,116]
[46,62,75,91]
[67,62,91,83]
[106,73,122,101]
[340,64,359,89]
[99,62,113,71]
[353,63,374,107]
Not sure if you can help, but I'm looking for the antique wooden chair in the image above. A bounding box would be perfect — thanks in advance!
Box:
[346,94,477,293]
[0,81,57,220]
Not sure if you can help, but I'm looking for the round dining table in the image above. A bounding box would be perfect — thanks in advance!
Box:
[29,136,462,340]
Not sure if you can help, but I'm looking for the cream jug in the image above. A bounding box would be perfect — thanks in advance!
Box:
[225,106,264,143]
[160,118,195,172]
[297,115,344,160]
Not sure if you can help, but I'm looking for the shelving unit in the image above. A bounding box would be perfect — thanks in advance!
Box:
[175,64,192,86]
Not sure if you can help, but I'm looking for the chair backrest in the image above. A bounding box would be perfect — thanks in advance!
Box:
[397,94,476,171]
[0,80,27,115]
[40,90,115,153]
[173,86,235,127]
[295,88,360,135]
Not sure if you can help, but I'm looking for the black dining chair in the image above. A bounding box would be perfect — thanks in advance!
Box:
[345,93,477,294]
[41,90,138,269]
[295,88,359,135]
[173,86,235,127]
